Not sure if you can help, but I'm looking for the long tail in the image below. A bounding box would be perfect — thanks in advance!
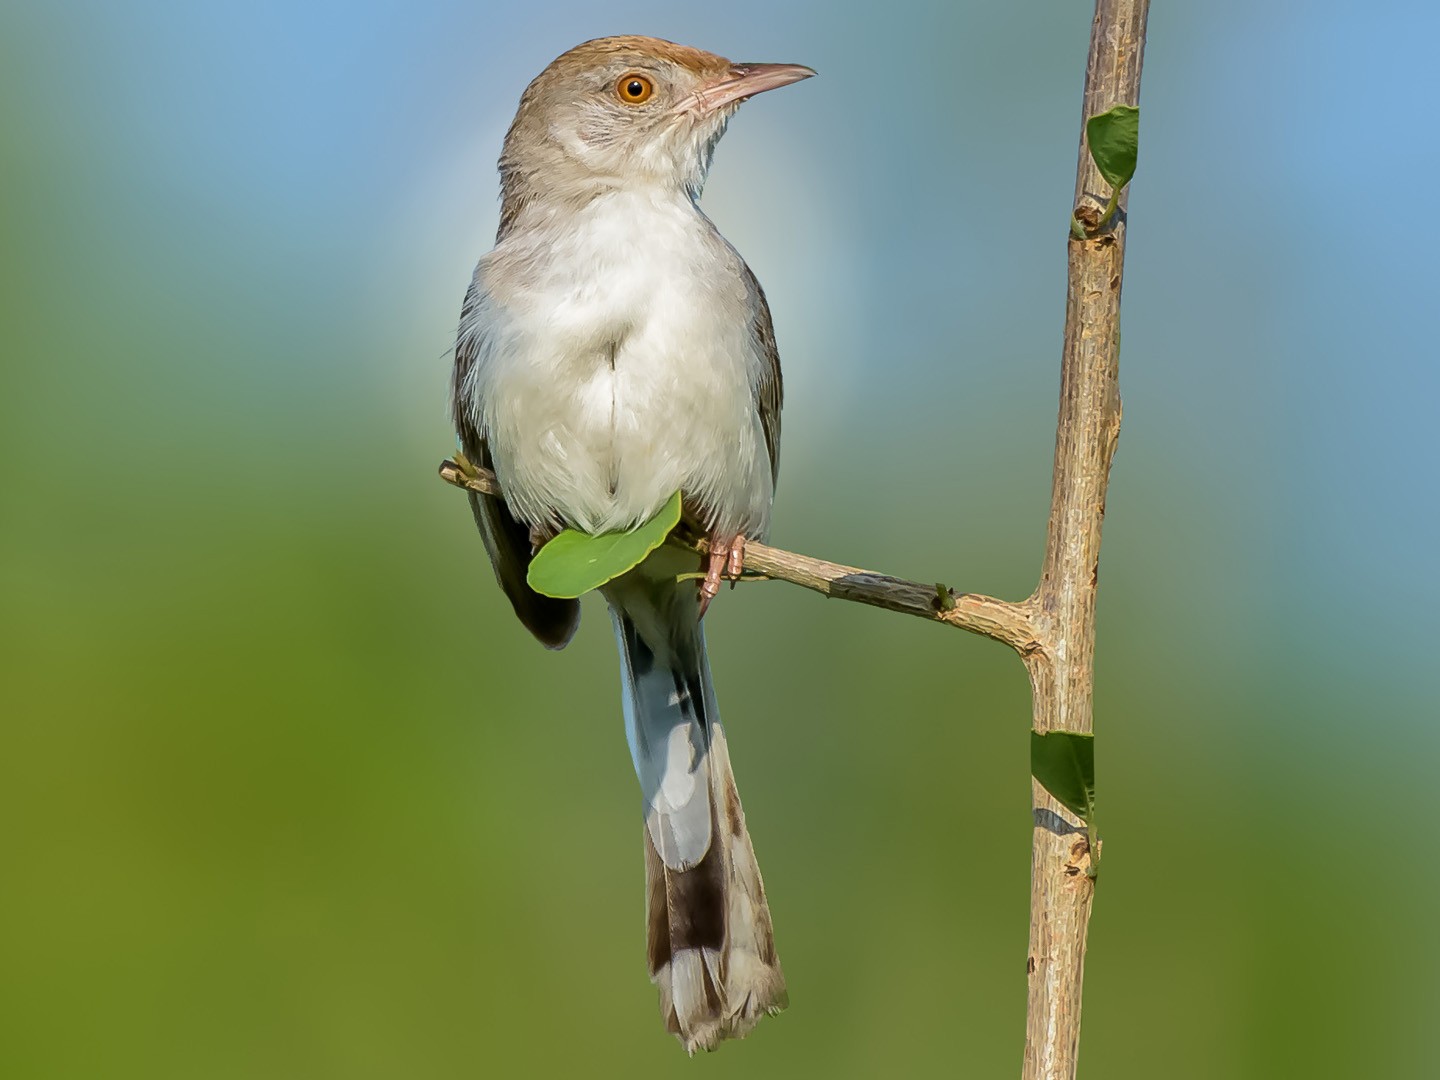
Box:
[605,550,785,1053]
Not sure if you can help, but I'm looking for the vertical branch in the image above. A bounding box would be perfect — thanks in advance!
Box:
[1023,2,1148,1078]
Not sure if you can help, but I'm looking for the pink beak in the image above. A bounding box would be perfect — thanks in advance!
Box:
[685,63,816,116]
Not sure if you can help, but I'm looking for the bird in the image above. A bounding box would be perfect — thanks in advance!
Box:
[448,37,814,1052]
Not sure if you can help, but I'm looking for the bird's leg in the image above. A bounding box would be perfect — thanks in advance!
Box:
[529,522,559,555]
[698,534,747,618]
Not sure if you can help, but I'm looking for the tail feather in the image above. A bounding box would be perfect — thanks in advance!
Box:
[606,553,785,1052]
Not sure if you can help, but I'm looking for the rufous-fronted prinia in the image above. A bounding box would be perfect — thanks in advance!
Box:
[450,36,813,1052]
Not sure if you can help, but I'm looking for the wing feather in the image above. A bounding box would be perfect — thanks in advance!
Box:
[739,261,783,486]
[452,280,580,649]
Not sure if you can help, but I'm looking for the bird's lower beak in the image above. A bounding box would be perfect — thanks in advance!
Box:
[684,63,816,116]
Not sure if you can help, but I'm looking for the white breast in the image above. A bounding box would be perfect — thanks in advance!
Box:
[460,190,774,539]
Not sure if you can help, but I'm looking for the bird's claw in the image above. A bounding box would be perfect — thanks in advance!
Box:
[697,535,746,618]
[529,523,558,555]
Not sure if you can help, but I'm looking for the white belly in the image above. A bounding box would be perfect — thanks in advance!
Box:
[461,191,774,538]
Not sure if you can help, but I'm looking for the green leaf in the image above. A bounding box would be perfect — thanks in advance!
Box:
[1030,730,1096,823]
[1086,105,1139,191]
[526,491,683,599]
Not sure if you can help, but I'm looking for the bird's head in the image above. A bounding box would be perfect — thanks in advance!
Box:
[497,36,814,210]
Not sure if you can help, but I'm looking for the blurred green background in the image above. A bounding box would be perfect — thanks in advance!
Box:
[2,1,1435,1076]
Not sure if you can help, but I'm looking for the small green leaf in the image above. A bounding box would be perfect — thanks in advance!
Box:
[1030,730,1096,823]
[1086,105,1140,191]
[526,491,683,598]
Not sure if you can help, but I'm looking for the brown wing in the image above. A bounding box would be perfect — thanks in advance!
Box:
[452,281,579,649]
[740,261,783,485]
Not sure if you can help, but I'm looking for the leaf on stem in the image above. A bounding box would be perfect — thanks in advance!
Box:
[1030,730,1096,824]
[1086,105,1139,192]
[526,491,683,599]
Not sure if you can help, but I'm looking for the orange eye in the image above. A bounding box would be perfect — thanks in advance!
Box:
[616,73,654,105]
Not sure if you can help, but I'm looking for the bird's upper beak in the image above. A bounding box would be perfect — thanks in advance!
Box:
[682,63,816,116]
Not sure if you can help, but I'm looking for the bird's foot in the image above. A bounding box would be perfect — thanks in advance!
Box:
[698,535,747,618]
[529,522,559,555]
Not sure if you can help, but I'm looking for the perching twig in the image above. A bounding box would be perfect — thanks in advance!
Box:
[437,459,1037,652]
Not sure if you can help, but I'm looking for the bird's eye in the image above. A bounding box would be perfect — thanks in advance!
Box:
[616,73,655,105]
